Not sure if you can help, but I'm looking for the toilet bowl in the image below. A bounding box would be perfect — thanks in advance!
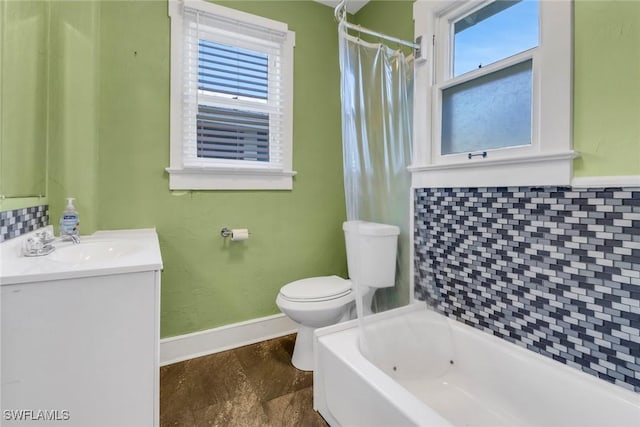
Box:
[276,220,400,371]
[276,276,354,371]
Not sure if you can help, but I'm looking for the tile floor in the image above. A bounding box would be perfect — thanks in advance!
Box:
[160,334,329,427]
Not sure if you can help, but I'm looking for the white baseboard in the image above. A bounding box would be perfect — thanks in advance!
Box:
[160,313,297,366]
[572,175,640,188]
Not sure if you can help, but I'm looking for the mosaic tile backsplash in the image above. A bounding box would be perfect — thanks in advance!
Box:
[0,205,49,242]
[414,187,640,392]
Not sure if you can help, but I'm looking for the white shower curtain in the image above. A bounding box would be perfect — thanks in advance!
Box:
[338,23,414,313]
[338,22,455,376]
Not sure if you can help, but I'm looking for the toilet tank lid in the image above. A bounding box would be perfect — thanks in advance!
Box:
[343,220,400,236]
[280,276,351,300]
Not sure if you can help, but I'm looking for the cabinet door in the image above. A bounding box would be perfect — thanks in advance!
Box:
[1,271,157,427]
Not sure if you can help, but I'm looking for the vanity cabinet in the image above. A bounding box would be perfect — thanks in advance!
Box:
[1,229,162,427]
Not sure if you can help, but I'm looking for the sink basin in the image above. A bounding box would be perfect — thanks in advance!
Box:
[1,228,162,285]
[49,240,141,263]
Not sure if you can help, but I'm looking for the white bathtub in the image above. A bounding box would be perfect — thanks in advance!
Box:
[314,304,640,427]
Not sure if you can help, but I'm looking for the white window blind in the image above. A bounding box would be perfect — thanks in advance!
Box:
[196,105,270,162]
[182,7,290,170]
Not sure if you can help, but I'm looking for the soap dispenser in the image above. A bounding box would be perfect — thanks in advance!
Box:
[59,197,80,239]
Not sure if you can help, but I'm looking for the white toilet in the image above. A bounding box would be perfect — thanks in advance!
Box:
[276,220,399,371]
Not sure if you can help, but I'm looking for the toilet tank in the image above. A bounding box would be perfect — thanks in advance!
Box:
[343,221,400,288]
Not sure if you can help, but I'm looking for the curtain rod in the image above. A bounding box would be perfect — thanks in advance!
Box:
[334,1,420,50]
[341,21,420,50]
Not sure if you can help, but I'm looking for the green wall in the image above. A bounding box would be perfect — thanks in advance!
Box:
[48,0,100,234]
[56,0,346,338]
[573,0,640,176]
[354,0,414,50]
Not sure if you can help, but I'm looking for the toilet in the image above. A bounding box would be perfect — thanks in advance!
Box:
[276,220,400,371]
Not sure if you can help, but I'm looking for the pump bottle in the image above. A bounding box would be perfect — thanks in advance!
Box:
[59,197,80,239]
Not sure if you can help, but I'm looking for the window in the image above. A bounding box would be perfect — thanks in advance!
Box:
[441,59,533,155]
[167,0,296,190]
[452,0,538,77]
[411,0,576,188]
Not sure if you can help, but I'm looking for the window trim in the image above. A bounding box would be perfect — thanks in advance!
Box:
[166,0,296,190]
[412,0,577,188]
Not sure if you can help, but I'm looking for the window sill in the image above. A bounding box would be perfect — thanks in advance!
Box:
[409,151,579,188]
[165,167,297,190]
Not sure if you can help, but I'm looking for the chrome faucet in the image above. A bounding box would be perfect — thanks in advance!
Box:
[60,233,81,244]
[23,230,56,257]
[40,230,56,245]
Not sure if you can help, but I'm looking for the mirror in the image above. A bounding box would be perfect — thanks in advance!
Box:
[0,0,48,198]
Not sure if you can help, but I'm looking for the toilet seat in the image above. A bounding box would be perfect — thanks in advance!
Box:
[279,275,352,302]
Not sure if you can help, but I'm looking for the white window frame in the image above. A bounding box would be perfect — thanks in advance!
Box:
[166,0,296,190]
[411,0,577,188]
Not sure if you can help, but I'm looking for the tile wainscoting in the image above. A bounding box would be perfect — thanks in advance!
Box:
[414,186,640,392]
[0,205,49,242]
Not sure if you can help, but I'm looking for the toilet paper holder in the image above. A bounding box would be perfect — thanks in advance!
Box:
[220,227,250,240]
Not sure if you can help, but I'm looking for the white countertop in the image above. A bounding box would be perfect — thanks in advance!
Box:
[0,227,163,285]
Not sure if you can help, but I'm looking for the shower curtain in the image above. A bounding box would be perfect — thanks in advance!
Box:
[338,23,414,314]
[338,23,455,374]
